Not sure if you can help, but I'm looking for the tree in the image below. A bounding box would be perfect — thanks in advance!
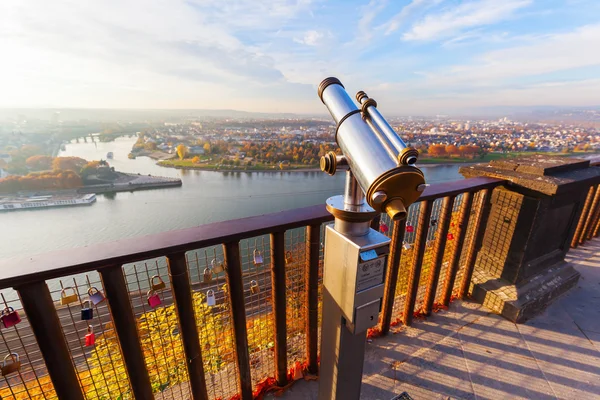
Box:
[203,143,211,154]
[192,156,200,164]
[428,144,446,157]
[52,156,87,172]
[26,155,54,171]
[176,144,188,160]
[445,145,459,157]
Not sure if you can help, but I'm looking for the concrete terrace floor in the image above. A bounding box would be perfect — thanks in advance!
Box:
[275,240,600,400]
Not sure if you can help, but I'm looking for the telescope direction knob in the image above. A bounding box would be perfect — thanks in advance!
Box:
[320,151,337,176]
[356,91,368,103]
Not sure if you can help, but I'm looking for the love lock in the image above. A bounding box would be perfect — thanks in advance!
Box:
[250,280,260,295]
[147,289,162,309]
[88,287,105,305]
[203,267,213,283]
[211,259,224,274]
[151,275,166,291]
[285,250,293,264]
[206,290,216,306]
[253,249,263,266]
[81,300,94,320]
[1,353,20,376]
[85,325,95,347]
[0,307,21,328]
[61,287,79,305]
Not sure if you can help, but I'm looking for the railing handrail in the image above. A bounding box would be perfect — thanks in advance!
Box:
[0,176,506,289]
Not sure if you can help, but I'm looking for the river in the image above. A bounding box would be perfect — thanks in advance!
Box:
[1,136,463,260]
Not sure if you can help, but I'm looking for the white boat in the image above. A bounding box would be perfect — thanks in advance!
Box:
[0,193,96,211]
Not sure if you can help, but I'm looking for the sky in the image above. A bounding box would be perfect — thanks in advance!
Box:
[1,0,599,115]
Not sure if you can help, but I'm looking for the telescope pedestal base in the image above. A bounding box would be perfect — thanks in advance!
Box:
[318,287,367,400]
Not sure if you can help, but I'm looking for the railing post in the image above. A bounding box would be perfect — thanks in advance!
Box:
[571,185,596,248]
[167,253,209,400]
[305,224,320,374]
[17,281,84,400]
[458,189,490,298]
[380,219,405,335]
[403,200,433,326]
[422,195,455,315]
[581,185,600,244]
[440,192,474,306]
[99,265,154,399]
[223,241,253,400]
[270,232,288,387]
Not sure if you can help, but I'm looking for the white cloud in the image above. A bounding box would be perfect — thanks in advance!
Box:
[425,24,600,86]
[383,0,442,35]
[294,30,325,46]
[357,0,388,43]
[403,0,532,41]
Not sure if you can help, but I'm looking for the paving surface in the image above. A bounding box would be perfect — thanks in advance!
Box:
[275,240,600,400]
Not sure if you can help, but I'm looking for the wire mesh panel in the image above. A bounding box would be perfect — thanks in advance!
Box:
[186,246,239,400]
[389,202,420,326]
[316,222,326,357]
[413,198,443,314]
[47,274,131,399]
[454,190,485,294]
[239,236,275,391]
[284,228,307,371]
[122,259,190,399]
[434,193,465,303]
[0,288,57,400]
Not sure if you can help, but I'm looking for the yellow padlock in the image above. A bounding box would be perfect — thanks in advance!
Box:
[203,267,213,283]
[285,251,294,264]
[151,275,166,291]
[1,353,21,376]
[60,287,79,305]
[250,280,260,294]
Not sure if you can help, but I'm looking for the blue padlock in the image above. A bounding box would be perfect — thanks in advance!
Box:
[81,300,94,320]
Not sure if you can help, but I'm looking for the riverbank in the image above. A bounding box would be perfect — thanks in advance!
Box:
[78,172,181,194]
[157,160,321,173]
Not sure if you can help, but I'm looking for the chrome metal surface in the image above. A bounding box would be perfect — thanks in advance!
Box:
[417,184,429,192]
[344,171,365,206]
[364,116,398,163]
[371,190,387,204]
[334,218,371,237]
[357,93,409,154]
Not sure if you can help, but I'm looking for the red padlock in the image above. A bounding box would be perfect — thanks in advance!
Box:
[1,307,21,328]
[147,290,162,309]
[406,225,414,233]
[85,325,95,347]
[380,222,389,234]
[447,233,455,240]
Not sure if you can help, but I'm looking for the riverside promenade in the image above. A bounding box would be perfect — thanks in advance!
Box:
[277,239,600,400]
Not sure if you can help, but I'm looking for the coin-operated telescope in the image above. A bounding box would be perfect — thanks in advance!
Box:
[317,78,425,400]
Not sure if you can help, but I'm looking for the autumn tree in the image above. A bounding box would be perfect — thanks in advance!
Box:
[176,144,188,160]
[26,155,54,171]
[203,143,211,154]
[445,145,459,156]
[192,156,200,164]
[428,144,446,157]
[52,156,87,172]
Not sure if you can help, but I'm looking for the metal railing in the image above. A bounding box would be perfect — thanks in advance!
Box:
[0,176,505,400]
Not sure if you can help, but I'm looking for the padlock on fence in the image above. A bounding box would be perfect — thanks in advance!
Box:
[406,225,414,233]
[403,242,412,251]
[147,289,162,309]
[0,307,21,328]
[285,250,293,264]
[61,287,79,305]
[211,259,224,274]
[380,222,389,234]
[81,300,94,320]
[85,325,95,347]
[253,249,263,266]
[203,267,213,283]
[1,353,21,376]
[250,280,260,294]
[88,287,105,305]
[206,290,216,307]
[151,275,166,291]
